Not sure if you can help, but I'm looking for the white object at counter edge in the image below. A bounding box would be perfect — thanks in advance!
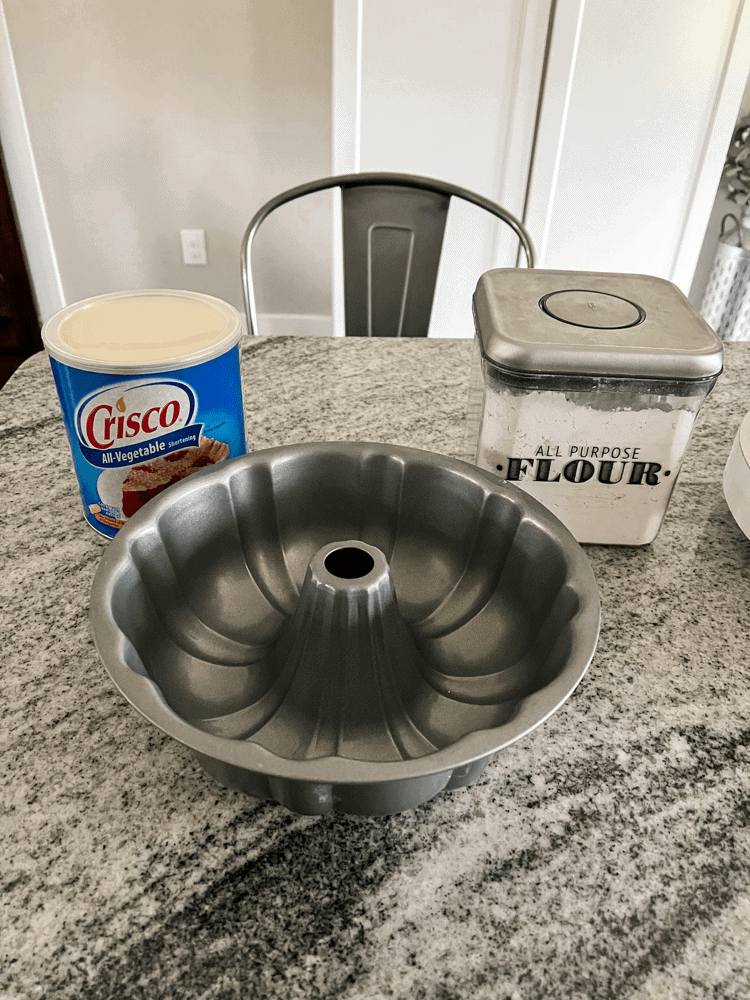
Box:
[723,410,750,540]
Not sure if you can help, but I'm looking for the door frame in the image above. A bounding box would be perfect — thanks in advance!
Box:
[669,0,750,290]
[0,0,64,321]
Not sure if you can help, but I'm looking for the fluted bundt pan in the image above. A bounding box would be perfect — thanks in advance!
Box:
[89,442,600,815]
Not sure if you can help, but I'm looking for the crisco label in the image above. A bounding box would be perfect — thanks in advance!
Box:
[74,379,202,469]
[48,346,246,539]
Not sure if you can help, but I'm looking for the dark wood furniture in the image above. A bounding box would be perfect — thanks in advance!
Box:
[0,148,41,388]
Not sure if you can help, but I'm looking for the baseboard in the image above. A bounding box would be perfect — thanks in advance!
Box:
[256,313,335,337]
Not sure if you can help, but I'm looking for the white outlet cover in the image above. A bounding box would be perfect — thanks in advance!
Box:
[180,229,207,265]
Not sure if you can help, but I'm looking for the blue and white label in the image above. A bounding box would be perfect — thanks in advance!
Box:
[49,344,247,539]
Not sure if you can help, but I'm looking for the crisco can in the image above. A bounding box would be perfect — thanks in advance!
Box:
[42,289,246,538]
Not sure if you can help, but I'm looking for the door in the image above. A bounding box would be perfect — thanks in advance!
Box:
[524,0,750,293]
[332,0,552,338]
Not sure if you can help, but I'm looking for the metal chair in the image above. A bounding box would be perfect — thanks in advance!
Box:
[241,171,535,338]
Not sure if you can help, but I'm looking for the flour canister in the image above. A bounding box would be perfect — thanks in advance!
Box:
[466,269,724,545]
[43,289,247,539]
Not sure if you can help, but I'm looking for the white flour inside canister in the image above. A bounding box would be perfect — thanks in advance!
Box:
[475,388,699,545]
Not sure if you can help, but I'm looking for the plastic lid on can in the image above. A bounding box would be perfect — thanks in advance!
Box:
[42,288,242,374]
[473,269,724,381]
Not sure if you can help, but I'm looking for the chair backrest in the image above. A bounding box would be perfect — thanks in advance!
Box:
[241,171,535,338]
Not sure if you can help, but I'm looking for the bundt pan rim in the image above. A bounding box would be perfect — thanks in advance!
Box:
[89,440,601,814]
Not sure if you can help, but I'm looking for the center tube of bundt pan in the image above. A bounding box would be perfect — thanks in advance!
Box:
[268,539,429,763]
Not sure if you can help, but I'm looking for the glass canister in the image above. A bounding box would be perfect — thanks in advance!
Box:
[466,269,724,545]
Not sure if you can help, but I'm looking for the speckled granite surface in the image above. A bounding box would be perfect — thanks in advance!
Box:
[3,337,750,999]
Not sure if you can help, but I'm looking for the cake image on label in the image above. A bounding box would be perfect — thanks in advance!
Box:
[121,436,230,518]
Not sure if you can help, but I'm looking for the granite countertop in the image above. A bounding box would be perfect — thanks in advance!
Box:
[3,337,750,1000]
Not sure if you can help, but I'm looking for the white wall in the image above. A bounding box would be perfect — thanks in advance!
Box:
[2,0,332,320]
[6,0,747,334]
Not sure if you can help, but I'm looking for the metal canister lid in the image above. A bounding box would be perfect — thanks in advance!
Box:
[473,269,723,380]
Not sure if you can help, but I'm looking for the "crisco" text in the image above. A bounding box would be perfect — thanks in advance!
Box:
[85,400,181,449]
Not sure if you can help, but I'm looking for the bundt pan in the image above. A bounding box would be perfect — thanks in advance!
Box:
[89,441,601,816]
